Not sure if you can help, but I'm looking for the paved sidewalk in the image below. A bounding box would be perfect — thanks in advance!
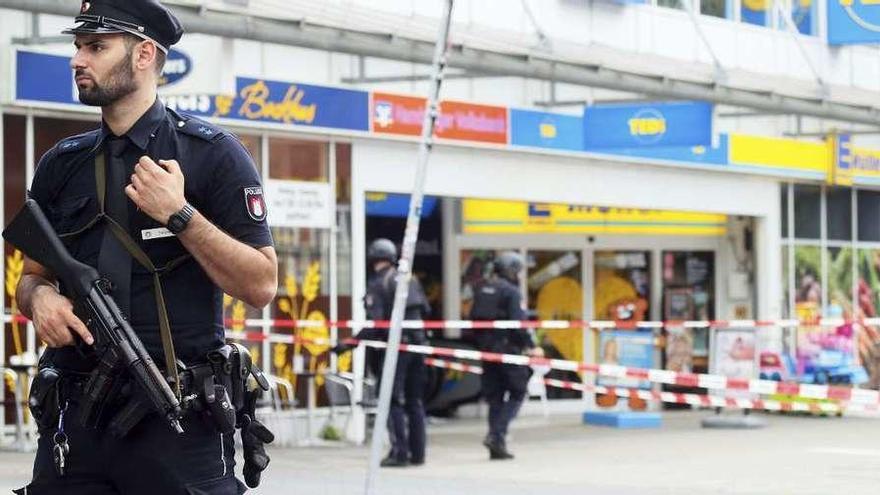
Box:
[3,411,880,494]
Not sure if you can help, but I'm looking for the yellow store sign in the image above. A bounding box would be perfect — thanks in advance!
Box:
[463,200,727,236]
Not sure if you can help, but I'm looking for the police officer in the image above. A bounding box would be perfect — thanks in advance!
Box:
[15,1,277,493]
[349,238,431,467]
[469,252,543,460]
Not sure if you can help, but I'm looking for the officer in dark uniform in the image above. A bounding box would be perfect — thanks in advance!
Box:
[349,238,431,467]
[469,252,543,460]
[14,1,278,493]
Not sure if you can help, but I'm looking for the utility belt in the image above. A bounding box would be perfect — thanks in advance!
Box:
[29,343,269,438]
[478,333,526,355]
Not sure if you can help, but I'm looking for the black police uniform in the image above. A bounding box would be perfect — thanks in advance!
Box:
[470,277,535,455]
[18,3,274,493]
[356,265,431,465]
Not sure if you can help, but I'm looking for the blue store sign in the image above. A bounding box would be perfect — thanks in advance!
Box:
[15,50,78,106]
[828,0,880,45]
[159,48,192,87]
[583,101,712,149]
[510,109,583,151]
[600,134,729,167]
[217,77,369,131]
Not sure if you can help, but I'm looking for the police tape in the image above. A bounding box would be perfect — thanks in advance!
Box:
[223,331,880,408]
[220,316,880,331]
[4,313,876,330]
[421,357,871,415]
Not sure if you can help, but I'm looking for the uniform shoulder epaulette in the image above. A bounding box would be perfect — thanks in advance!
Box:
[55,129,101,155]
[172,113,227,143]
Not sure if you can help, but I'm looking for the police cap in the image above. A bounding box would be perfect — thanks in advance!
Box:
[62,0,184,54]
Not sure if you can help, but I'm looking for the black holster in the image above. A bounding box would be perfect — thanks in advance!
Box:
[28,367,62,430]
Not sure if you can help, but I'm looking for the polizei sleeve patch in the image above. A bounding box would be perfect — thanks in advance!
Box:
[243,186,267,222]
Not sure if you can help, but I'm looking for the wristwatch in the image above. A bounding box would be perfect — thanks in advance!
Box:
[166,203,195,234]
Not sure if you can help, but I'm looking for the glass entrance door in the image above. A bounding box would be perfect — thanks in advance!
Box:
[526,250,583,398]
[661,250,715,374]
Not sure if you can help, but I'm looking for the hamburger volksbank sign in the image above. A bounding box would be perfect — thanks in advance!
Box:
[159,48,192,87]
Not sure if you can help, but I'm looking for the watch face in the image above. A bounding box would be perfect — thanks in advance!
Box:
[168,215,184,234]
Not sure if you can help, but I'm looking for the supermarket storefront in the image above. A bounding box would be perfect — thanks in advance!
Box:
[2,45,814,417]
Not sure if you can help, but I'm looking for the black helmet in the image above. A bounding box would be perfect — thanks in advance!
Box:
[367,238,397,263]
[493,251,524,282]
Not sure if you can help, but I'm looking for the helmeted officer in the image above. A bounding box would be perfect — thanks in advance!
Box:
[350,238,431,467]
[469,251,543,460]
[15,1,277,493]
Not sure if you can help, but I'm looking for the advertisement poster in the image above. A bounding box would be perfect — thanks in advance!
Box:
[597,329,654,390]
[713,329,756,380]
[665,327,694,373]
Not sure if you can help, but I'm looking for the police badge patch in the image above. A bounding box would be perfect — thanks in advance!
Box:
[244,186,267,222]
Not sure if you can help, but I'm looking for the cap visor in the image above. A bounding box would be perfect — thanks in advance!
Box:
[62,22,125,36]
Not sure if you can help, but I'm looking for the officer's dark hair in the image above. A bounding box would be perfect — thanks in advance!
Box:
[122,33,166,76]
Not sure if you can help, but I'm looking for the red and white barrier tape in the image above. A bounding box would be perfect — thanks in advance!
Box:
[224,331,880,407]
[4,313,877,330]
[220,317,880,330]
[423,357,880,415]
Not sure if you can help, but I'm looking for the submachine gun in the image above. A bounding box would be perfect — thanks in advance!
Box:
[3,199,184,434]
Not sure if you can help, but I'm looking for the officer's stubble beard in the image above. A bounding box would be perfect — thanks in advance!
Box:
[76,45,138,107]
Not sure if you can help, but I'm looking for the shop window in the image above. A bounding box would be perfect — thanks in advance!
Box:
[527,250,583,399]
[336,143,352,305]
[266,136,332,401]
[700,0,726,18]
[460,250,497,322]
[5,115,27,368]
[858,190,880,242]
[781,183,789,238]
[269,137,328,181]
[367,193,443,319]
[237,134,262,174]
[793,185,820,240]
[741,0,769,27]
[662,251,715,373]
[794,245,821,321]
[782,245,791,318]
[827,247,853,318]
[791,0,813,35]
[827,188,852,241]
[657,0,684,10]
[858,249,880,321]
[594,251,652,321]
[270,226,331,399]
[856,249,880,387]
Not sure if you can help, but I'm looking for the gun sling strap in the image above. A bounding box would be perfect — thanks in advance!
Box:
[59,153,190,399]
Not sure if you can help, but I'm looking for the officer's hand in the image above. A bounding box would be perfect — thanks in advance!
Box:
[125,156,186,225]
[31,286,93,348]
[526,347,545,358]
